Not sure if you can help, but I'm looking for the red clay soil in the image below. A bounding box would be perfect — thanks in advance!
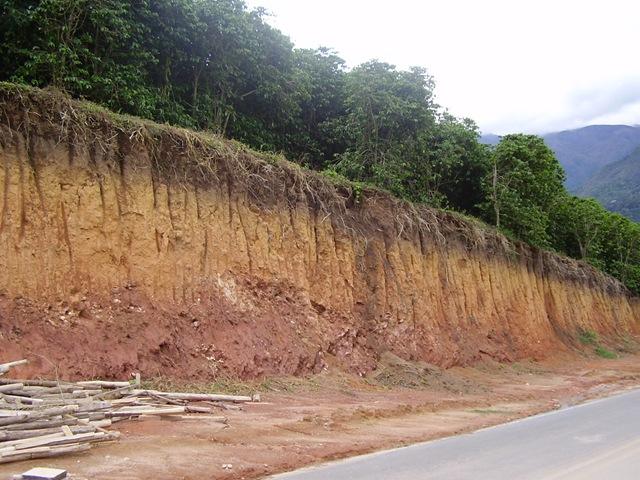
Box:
[1,355,640,480]
[0,284,331,380]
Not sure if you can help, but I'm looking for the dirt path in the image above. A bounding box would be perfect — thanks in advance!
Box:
[2,355,640,480]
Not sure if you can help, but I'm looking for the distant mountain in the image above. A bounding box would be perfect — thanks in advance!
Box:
[579,147,640,221]
[542,125,640,191]
[479,133,501,146]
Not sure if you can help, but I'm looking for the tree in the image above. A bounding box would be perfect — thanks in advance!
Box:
[329,61,437,198]
[415,115,491,213]
[599,213,640,293]
[289,48,347,168]
[485,134,565,247]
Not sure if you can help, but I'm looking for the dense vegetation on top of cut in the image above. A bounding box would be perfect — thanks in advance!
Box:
[0,0,639,294]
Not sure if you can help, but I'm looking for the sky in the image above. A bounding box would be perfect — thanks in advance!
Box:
[244,0,640,134]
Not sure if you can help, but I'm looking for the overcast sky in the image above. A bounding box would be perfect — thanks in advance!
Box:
[245,0,640,134]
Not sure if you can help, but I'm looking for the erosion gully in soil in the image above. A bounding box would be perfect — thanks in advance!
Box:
[0,85,638,479]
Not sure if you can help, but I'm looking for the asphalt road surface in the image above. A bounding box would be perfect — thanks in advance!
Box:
[272,388,640,480]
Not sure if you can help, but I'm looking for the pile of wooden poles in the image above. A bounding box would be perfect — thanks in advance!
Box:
[0,359,258,464]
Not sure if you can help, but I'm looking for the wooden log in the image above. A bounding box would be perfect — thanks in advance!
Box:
[0,379,70,388]
[76,381,131,389]
[0,360,28,375]
[0,425,98,442]
[0,432,66,451]
[0,443,91,464]
[0,393,44,405]
[0,405,79,428]
[185,405,213,414]
[38,398,97,406]
[131,389,252,403]
[88,419,112,429]
[1,417,80,431]
[143,391,185,406]
[75,401,112,413]
[0,414,29,427]
[90,384,133,400]
[26,385,77,394]
[0,383,24,393]
[202,401,242,411]
[107,406,185,417]
[1,431,115,453]
[37,390,102,399]
[74,412,107,422]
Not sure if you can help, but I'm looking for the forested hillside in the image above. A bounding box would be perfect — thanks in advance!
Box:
[580,148,640,221]
[0,0,638,294]
[544,125,640,191]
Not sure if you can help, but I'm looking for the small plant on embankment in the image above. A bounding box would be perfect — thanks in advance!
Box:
[595,346,617,359]
[578,329,598,345]
[577,329,617,359]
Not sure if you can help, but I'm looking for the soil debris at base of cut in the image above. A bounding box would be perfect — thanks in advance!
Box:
[1,354,639,480]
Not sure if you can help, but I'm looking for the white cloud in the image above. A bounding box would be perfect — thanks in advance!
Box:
[245,0,640,134]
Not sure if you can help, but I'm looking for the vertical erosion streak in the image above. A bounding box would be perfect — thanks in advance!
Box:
[25,120,47,217]
[236,197,254,274]
[0,145,10,234]
[60,194,74,266]
[18,140,26,241]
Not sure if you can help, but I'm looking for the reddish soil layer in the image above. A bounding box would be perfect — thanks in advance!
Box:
[1,355,640,480]
[0,285,337,380]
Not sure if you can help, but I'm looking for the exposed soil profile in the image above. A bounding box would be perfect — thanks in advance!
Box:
[0,85,638,381]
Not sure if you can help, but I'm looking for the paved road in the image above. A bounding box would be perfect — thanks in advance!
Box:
[271,388,640,480]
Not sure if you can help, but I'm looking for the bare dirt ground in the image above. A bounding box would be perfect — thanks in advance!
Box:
[2,354,640,480]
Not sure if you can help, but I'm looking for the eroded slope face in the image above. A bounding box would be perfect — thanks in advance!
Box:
[0,89,638,379]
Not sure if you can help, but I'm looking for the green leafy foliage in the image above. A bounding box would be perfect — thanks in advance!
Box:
[551,195,640,294]
[482,134,565,248]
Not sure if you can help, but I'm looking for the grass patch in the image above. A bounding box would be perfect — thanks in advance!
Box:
[578,329,598,345]
[595,346,617,359]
